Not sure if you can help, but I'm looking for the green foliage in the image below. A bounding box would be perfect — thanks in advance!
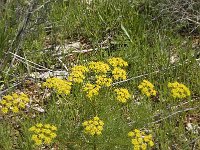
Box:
[0,0,199,150]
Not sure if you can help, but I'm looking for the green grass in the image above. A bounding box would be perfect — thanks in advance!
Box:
[0,0,199,150]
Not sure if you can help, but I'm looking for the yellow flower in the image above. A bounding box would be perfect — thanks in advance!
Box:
[35,139,42,146]
[44,124,51,129]
[12,93,18,99]
[1,107,8,113]
[138,138,143,144]
[12,106,19,113]
[19,102,25,108]
[141,143,147,150]
[99,120,104,126]
[128,131,135,137]
[36,123,43,128]
[112,67,127,80]
[131,139,139,145]
[128,129,154,149]
[168,82,190,99]
[29,126,36,132]
[71,65,89,73]
[68,71,85,83]
[3,95,13,101]
[149,140,154,147]
[93,116,100,121]
[83,83,101,99]
[88,61,110,74]
[95,75,112,87]
[107,57,128,67]
[42,77,72,95]
[0,100,6,105]
[38,133,45,139]
[31,134,38,141]
[5,102,12,107]
[44,137,52,144]
[114,88,131,103]
[50,132,57,138]
[83,116,104,136]
[138,80,157,97]
[51,125,57,131]
[29,123,57,146]
[0,93,30,114]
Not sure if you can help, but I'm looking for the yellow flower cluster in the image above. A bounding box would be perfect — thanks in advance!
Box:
[138,80,157,97]
[88,61,110,74]
[0,93,30,114]
[107,57,128,67]
[82,116,104,136]
[168,82,191,99]
[29,123,57,146]
[83,83,101,99]
[114,88,131,103]
[71,65,89,73]
[95,75,112,87]
[112,67,127,80]
[42,77,72,95]
[128,129,154,150]
[68,65,89,83]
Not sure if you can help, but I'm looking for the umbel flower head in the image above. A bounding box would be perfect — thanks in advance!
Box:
[88,61,110,74]
[68,65,89,83]
[128,129,154,150]
[83,83,101,99]
[95,75,112,87]
[0,92,30,114]
[68,71,85,83]
[114,88,131,103]
[168,81,191,99]
[42,77,72,95]
[138,80,157,97]
[82,116,104,136]
[112,67,127,80]
[71,65,89,73]
[29,123,57,146]
[107,57,128,68]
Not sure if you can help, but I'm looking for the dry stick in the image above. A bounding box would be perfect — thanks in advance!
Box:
[186,17,200,26]
[13,56,52,71]
[5,0,38,74]
[58,58,68,72]
[147,106,199,125]
[8,52,52,71]
[0,82,22,96]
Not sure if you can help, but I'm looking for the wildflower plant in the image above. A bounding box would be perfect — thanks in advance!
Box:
[128,129,154,150]
[95,75,112,87]
[107,57,128,68]
[82,116,104,136]
[138,80,157,97]
[68,65,89,83]
[114,88,131,103]
[112,67,127,80]
[71,65,89,73]
[88,61,110,74]
[168,82,191,99]
[68,71,86,83]
[0,93,30,114]
[83,83,101,99]
[42,77,72,95]
[29,123,57,146]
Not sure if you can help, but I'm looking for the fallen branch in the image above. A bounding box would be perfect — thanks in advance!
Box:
[148,106,199,125]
